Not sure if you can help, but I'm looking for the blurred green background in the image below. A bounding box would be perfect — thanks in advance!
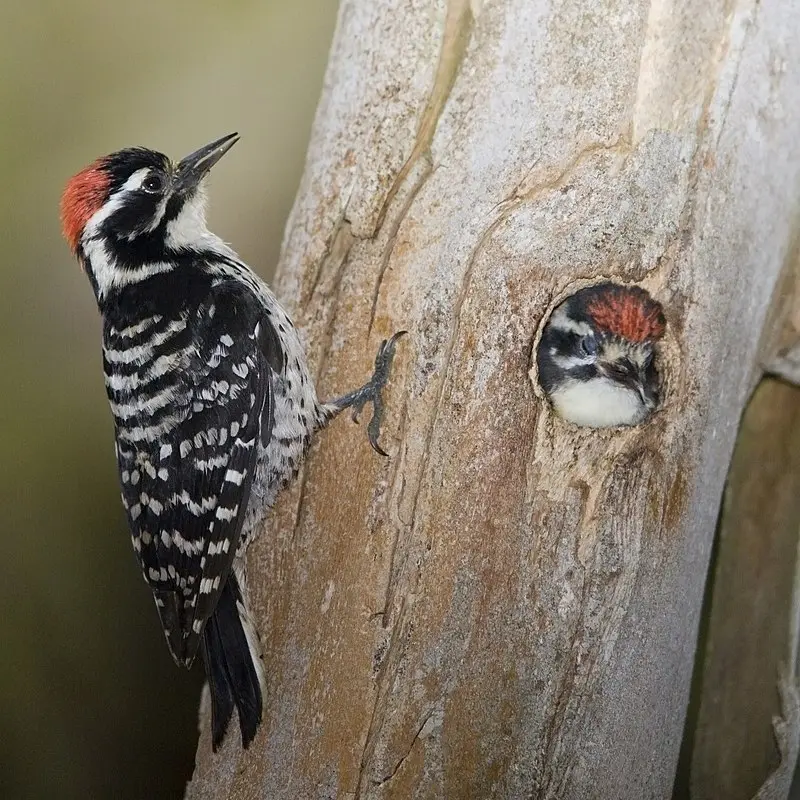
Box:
[0,2,337,797]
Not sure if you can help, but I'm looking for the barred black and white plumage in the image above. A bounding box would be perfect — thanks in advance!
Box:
[61,134,402,750]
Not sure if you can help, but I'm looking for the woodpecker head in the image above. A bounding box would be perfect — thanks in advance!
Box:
[536,283,666,428]
[60,133,239,299]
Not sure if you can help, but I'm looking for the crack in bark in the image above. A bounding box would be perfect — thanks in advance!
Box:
[538,540,590,798]
[374,713,433,789]
[377,397,411,623]
[712,0,761,152]
[306,208,355,306]
[373,0,473,234]
[311,224,355,384]
[351,4,475,793]
[514,136,631,208]
[366,0,474,332]
[368,157,433,335]
[353,593,412,799]
[539,461,648,798]
[665,0,758,267]
[350,202,512,798]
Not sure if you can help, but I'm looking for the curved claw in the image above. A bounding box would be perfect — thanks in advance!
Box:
[378,330,408,362]
[366,387,387,456]
[368,430,389,457]
[351,397,367,424]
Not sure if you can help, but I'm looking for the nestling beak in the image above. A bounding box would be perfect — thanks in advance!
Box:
[601,359,658,409]
[174,132,239,193]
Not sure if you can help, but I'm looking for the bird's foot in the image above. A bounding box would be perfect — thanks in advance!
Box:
[325,331,406,456]
[352,331,406,455]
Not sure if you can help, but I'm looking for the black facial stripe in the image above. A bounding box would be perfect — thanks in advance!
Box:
[537,323,594,393]
[96,226,216,270]
[95,223,172,267]
[162,192,187,226]
[101,194,165,243]
[539,326,584,357]
[98,191,202,270]
[563,363,597,382]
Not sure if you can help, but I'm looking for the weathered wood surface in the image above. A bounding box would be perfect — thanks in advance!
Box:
[186,1,800,797]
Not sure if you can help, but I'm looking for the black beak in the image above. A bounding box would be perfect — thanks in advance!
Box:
[602,359,659,408]
[174,132,239,193]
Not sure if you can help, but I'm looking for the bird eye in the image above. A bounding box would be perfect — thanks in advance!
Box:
[580,336,598,357]
[141,174,164,193]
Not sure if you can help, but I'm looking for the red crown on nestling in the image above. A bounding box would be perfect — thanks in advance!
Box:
[586,284,666,343]
[60,161,110,253]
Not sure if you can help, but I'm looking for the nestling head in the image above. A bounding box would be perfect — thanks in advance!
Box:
[536,283,666,428]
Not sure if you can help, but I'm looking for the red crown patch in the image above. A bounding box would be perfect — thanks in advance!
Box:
[586,286,665,343]
[60,161,109,252]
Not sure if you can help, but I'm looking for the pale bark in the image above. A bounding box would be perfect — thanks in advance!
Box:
[185,1,800,798]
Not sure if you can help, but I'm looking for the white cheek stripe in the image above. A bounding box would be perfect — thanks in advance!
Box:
[551,350,595,369]
[548,307,592,337]
[124,168,152,190]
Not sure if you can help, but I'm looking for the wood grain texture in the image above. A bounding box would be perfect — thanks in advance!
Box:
[186,1,800,797]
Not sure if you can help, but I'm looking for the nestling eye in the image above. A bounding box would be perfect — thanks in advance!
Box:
[141,174,165,193]
[580,336,598,357]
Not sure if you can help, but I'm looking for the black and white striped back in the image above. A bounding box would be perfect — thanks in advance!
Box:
[103,270,283,668]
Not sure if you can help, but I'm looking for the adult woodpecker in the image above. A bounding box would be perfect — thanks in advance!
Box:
[60,133,403,750]
[537,283,665,427]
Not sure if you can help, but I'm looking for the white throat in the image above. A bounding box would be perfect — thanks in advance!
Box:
[164,186,217,250]
[550,376,648,428]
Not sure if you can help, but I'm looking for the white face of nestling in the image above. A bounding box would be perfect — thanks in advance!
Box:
[536,284,665,429]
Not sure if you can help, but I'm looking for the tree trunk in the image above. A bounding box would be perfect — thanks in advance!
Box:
[186,1,800,797]
[688,378,800,800]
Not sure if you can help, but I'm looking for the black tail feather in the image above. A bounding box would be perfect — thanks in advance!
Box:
[201,611,235,748]
[201,575,263,750]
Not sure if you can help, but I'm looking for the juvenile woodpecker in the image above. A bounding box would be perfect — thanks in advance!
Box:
[537,283,665,427]
[60,133,403,750]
